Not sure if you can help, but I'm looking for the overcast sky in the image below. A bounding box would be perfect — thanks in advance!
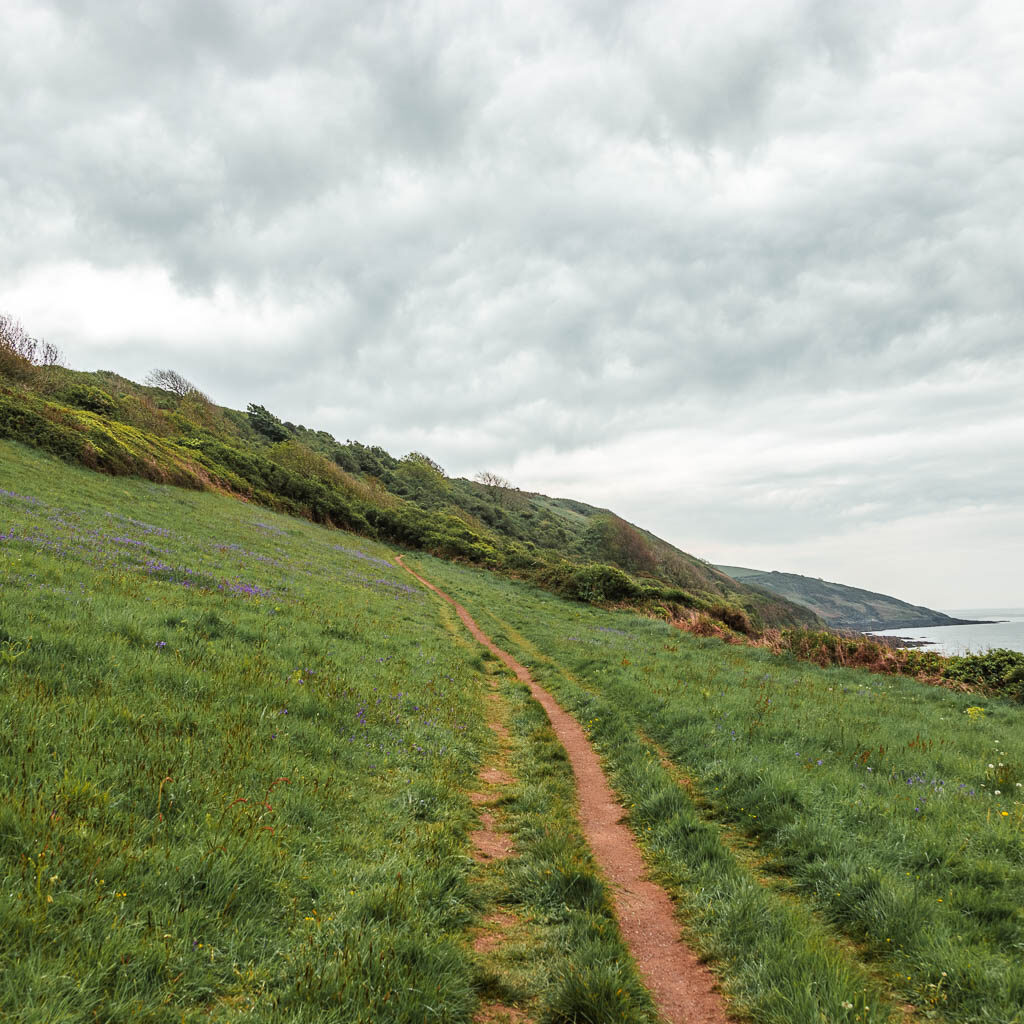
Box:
[2,0,1022,608]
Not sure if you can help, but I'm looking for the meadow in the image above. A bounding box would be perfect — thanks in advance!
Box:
[0,441,653,1023]
[4,437,1024,1024]
[421,558,1024,1024]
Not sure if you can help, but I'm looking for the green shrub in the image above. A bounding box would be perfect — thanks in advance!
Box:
[570,564,640,603]
[0,395,84,463]
[60,382,117,415]
[584,514,657,573]
[246,402,290,441]
[944,648,1024,700]
[0,346,35,381]
[707,600,754,635]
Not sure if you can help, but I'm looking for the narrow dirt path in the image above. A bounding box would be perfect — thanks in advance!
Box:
[395,555,732,1024]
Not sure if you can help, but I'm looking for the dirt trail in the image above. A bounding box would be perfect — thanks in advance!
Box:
[395,555,732,1024]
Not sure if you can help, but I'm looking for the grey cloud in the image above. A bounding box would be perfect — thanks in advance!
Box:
[2,0,1022,602]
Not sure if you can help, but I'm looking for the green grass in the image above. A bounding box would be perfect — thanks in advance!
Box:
[453,651,659,1023]
[0,441,662,1022]
[418,557,1024,1024]
[0,444,487,1021]
[497,673,659,1024]
[6,437,1024,1023]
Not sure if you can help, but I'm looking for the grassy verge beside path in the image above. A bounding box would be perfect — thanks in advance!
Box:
[0,442,491,1022]
[479,667,661,1023]
[399,575,660,1023]
[420,556,1024,1024]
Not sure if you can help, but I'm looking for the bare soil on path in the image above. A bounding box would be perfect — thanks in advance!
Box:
[395,556,733,1024]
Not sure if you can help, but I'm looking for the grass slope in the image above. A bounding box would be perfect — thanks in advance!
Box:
[4,440,1024,1023]
[0,360,817,632]
[415,556,1024,1024]
[0,441,656,1023]
[716,565,984,632]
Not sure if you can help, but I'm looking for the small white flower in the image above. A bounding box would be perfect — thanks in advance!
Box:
[995,790,1001,795]
[989,763,995,769]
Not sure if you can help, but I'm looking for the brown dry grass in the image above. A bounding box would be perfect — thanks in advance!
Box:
[671,616,952,687]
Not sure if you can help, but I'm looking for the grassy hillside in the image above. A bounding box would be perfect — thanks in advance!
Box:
[420,556,1024,1024]
[0,441,658,1023]
[3,442,1024,1023]
[0,354,817,632]
[716,565,987,631]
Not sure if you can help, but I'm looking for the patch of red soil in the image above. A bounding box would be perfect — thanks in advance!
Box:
[470,830,514,861]
[473,911,520,953]
[479,767,514,786]
[396,555,733,1024]
[470,811,515,862]
[473,1003,529,1023]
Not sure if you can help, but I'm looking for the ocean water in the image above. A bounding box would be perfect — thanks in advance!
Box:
[868,609,1024,656]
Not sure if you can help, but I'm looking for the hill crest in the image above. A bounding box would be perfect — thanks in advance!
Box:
[0,353,818,631]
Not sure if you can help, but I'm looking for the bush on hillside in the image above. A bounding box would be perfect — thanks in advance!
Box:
[0,395,84,461]
[342,441,399,477]
[145,368,202,398]
[246,403,291,442]
[60,382,117,416]
[706,601,754,635]
[0,348,35,381]
[270,439,347,485]
[570,564,641,603]
[1,313,64,378]
[393,452,450,505]
[943,649,1024,700]
[585,514,657,574]
[1,315,37,380]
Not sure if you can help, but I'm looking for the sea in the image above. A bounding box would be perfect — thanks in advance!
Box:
[868,609,1024,656]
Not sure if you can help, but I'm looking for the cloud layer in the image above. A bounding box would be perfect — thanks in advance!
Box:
[3,0,1022,605]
